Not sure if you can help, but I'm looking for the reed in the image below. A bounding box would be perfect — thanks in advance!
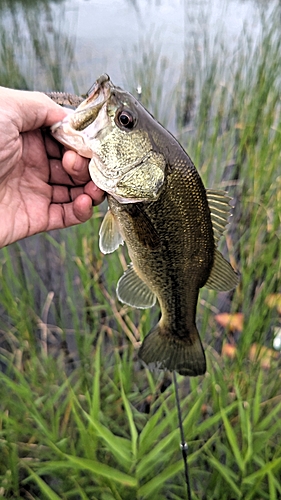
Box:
[0,2,281,498]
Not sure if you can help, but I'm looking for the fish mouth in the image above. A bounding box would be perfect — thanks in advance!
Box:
[50,74,115,157]
[51,75,157,203]
[51,74,112,134]
[67,74,113,131]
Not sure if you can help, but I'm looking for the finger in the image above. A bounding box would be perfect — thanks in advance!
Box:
[4,89,68,131]
[62,150,90,184]
[50,159,75,186]
[44,132,63,159]
[73,194,94,221]
[53,185,88,203]
[84,181,106,205]
[51,183,104,204]
[47,194,93,230]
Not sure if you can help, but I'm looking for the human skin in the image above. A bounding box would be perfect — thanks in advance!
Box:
[0,87,105,248]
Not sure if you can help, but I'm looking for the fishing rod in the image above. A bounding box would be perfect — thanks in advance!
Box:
[173,371,192,500]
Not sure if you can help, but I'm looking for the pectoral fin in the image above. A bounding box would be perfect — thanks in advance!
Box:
[99,209,124,254]
[205,249,239,291]
[117,263,156,309]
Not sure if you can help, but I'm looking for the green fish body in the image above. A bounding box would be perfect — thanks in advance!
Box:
[51,74,239,376]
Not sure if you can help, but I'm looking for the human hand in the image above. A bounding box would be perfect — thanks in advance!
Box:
[0,87,105,248]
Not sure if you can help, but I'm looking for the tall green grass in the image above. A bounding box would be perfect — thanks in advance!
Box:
[0,1,78,92]
[1,2,281,498]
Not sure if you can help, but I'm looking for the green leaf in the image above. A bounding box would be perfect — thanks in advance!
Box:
[256,397,281,432]
[23,466,62,500]
[68,391,96,459]
[207,455,242,498]
[139,399,165,451]
[64,454,138,488]
[236,392,252,467]
[138,459,184,497]
[139,384,204,462]
[118,364,138,458]
[268,470,278,500]
[243,456,281,485]
[139,393,177,457]
[219,400,244,473]
[137,426,180,477]
[194,401,238,437]
[91,332,103,421]
[82,409,132,468]
[252,369,263,426]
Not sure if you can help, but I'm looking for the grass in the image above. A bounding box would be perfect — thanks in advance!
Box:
[1,1,281,498]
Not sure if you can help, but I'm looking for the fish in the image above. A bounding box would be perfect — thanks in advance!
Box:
[51,74,239,376]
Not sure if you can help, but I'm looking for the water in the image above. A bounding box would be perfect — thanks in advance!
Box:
[0,0,277,114]
[60,0,265,89]
[0,0,280,350]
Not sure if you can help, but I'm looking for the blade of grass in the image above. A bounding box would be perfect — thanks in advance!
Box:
[23,465,62,500]
[63,454,137,488]
[206,455,242,498]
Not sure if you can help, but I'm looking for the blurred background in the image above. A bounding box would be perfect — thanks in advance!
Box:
[0,0,281,498]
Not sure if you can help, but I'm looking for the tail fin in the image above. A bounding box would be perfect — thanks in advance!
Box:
[138,322,206,377]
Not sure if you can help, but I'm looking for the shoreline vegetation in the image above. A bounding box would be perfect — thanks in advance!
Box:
[0,1,281,498]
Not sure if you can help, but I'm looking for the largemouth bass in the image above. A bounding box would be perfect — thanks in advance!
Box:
[51,74,239,376]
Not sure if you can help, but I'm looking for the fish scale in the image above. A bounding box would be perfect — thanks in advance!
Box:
[101,142,214,376]
[51,74,239,376]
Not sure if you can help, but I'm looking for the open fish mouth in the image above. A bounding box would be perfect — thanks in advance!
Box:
[64,74,113,131]
[51,73,167,201]
[50,74,113,156]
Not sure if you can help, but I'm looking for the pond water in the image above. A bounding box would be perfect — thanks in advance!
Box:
[59,0,269,88]
[0,0,280,347]
[1,0,277,96]
[1,0,276,133]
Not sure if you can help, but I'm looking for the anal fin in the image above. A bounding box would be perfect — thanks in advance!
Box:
[205,249,239,291]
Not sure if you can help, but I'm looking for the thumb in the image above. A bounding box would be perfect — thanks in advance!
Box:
[0,87,67,132]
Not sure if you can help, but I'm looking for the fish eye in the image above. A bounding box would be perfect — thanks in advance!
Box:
[117,110,135,129]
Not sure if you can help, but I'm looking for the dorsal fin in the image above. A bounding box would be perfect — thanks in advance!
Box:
[206,189,232,244]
